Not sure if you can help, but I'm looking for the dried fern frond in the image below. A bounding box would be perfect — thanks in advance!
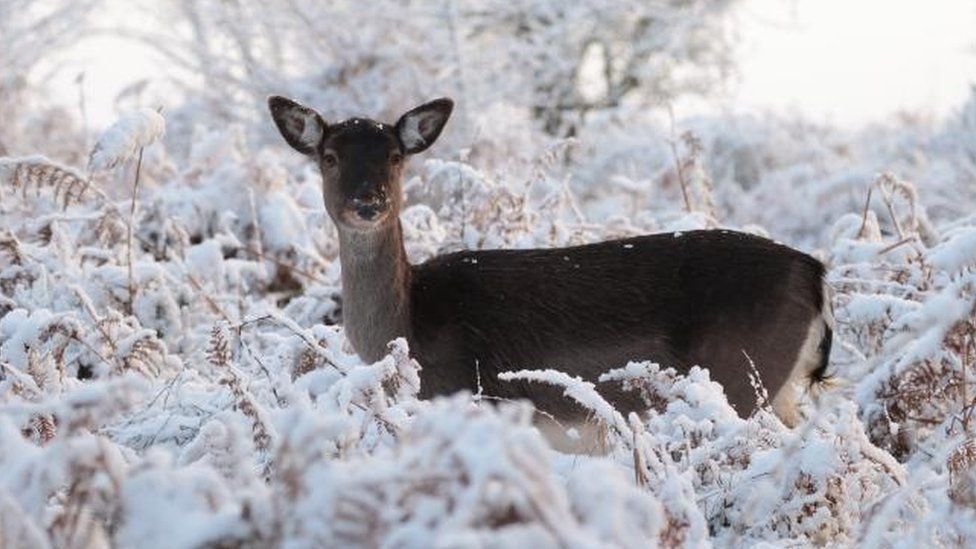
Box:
[292,346,321,379]
[209,324,273,452]
[0,155,100,207]
[91,204,127,247]
[948,439,976,507]
[207,323,232,369]
[49,438,120,548]
[949,439,976,477]
[29,414,56,444]
[26,347,58,393]
[118,331,166,377]
[878,360,960,424]
[0,230,24,264]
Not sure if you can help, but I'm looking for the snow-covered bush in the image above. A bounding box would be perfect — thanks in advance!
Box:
[3,101,976,546]
[0,0,99,161]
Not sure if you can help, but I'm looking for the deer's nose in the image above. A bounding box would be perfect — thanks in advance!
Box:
[352,192,388,220]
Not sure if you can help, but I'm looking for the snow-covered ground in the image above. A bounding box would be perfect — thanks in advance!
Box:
[1,102,975,547]
[3,1,976,547]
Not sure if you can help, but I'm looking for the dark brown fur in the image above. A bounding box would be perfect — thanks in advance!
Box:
[410,229,825,419]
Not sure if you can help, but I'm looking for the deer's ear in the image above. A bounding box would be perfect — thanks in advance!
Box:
[268,96,326,155]
[395,98,453,154]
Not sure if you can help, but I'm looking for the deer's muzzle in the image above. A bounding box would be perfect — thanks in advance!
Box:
[351,195,388,222]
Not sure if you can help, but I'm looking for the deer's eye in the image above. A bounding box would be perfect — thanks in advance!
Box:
[390,153,403,166]
[322,152,338,167]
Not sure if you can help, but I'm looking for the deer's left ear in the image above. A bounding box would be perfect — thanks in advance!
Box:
[395,98,454,154]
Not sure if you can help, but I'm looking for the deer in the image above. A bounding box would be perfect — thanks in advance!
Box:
[268,95,834,449]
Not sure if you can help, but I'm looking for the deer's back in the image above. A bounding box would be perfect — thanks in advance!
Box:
[409,230,825,419]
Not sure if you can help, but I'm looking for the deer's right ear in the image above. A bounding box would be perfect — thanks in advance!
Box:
[268,96,327,155]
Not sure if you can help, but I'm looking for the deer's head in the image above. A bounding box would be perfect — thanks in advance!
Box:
[269,96,453,232]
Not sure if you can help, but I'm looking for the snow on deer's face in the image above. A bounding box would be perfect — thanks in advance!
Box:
[318,119,404,231]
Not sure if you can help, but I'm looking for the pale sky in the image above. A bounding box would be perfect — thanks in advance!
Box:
[50,0,976,129]
[732,0,976,126]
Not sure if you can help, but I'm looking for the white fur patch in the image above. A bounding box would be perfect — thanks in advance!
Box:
[771,315,826,427]
[399,114,426,150]
[822,281,836,329]
[769,283,835,427]
[285,110,323,149]
[399,110,443,150]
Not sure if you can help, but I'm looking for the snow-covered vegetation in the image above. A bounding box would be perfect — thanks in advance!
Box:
[2,1,976,547]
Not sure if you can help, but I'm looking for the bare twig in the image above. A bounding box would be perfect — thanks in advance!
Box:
[185,270,232,322]
[126,147,145,315]
[857,184,874,239]
[667,105,692,213]
[876,236,917,256]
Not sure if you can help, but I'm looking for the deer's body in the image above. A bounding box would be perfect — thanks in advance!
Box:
[269,95,833,437]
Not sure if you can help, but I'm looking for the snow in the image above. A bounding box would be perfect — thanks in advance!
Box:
[499,369,630,437]
[3,3,976,546]
[3,102,976,543]
[926,227,976,273]
[88,108,166,172]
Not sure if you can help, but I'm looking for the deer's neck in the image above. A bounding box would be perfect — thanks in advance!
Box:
[337,220,412,363]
